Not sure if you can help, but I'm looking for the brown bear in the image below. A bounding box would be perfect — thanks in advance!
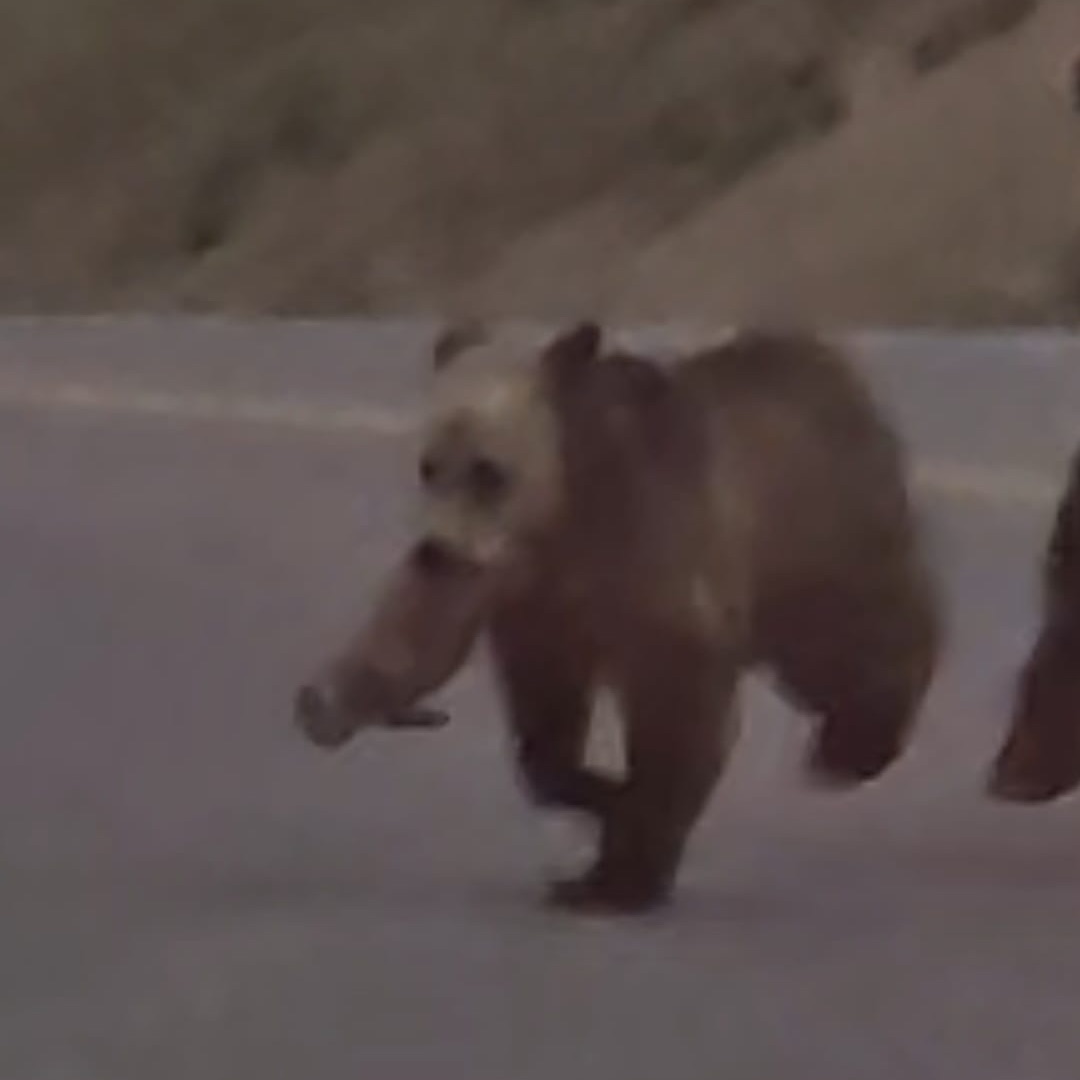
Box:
[296,321,942,914]
[988,442,1080,802]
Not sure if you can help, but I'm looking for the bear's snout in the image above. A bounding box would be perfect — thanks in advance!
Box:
[411,535,490,576]
[412,537,462,574]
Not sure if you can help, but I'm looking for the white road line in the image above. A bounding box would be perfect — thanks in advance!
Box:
[911,462,1059,509]
[0,379,418,437]
[0,377,1062,510]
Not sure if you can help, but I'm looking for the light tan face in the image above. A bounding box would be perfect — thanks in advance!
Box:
[416,335,563,570]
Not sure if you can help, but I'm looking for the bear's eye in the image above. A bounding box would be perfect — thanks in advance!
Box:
[467,457,510,502]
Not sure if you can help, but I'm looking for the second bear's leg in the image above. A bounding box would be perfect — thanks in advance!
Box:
[489,601,622,820]
[989,449,1080,801]
[549,642,738,914]
[988,616,1080,802]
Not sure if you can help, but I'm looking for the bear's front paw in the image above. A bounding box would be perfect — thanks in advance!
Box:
[543,868,671,916]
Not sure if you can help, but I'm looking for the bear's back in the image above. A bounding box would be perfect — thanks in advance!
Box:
[675,331,921,598]
[677,331,896,460]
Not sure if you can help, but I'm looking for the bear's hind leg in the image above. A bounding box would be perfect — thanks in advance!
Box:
[988,617,1080,803]
[548,643,739,914]
[769,578,939,788]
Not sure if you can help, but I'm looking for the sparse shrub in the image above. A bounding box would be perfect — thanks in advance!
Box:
[910,0,1039,74]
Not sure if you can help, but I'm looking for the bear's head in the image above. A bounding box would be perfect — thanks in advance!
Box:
[413,319,603,576]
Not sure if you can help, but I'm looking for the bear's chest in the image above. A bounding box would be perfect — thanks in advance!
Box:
[551,557,747,662]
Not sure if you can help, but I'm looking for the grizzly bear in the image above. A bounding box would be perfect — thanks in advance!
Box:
[988,442,1080,802]
[296,321,942,914]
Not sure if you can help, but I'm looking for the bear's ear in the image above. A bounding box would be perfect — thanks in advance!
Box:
[539,321,602,387]
[433,320,488,371]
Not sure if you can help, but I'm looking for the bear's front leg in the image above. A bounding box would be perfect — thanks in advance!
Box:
[489,597,622,821]
[548,642,738,915]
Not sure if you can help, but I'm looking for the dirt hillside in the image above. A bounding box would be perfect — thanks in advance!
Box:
[0,0,1075,324]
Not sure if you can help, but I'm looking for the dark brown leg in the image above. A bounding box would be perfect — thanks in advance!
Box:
[988,616,1080,802]
[989,449,1080,801]
[768,573,939,788]
[548,638,739,915]
[489,598,621,821]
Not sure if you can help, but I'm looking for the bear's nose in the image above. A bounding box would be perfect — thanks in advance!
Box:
[411,537,464,575]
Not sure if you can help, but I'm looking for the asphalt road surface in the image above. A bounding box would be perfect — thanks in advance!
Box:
[3,319,1080,1079]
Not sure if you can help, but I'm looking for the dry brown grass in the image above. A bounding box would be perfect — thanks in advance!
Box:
[0,0,1066,322]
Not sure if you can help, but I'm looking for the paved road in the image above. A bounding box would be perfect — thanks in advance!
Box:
[2,320,1080,1079]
